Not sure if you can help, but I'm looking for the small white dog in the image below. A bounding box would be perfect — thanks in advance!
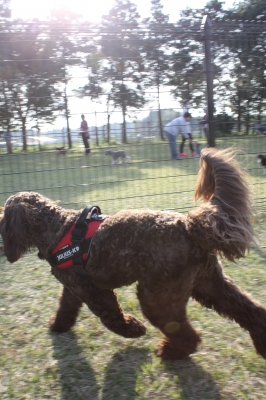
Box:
[105,150,131,165]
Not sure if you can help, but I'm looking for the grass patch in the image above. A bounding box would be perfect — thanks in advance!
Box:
[0,136,266,214]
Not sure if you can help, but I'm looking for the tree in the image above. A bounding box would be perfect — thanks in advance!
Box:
[207,0,266,131]
[77,0,146,143]
[215,112,235,134]
[142,0,173,140]
[228,0,266,22]
[0,0,10,18]
[47,8,86,148]
[0,20,65,149]
[163,0,266,136]
[227,0,266,125]
[162,6,211,111]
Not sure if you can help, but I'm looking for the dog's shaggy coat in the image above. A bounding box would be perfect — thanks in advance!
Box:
[1,148,266,360]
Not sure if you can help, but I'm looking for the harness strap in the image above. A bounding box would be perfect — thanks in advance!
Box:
[47,205,106,275]
[70,205,101,268]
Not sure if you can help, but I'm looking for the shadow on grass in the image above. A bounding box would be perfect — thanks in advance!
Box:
[162,357,224,400]
[51,331,100,400]
[101,347,224,399]
[50,332,223,399]
[101,346,150,399]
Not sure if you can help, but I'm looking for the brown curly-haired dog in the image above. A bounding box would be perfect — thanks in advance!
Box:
[1,148,266,360]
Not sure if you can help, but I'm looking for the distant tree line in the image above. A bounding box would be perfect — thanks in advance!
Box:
[0,0,265,149]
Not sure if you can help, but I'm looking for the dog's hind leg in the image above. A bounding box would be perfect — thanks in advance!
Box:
[49,286,83,333]
[192,257,266,359]
[137,282,201,360]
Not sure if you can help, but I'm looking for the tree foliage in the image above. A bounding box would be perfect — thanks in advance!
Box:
[0,0,10,18]
[0,20,66,149]
[0,0,265,147]
[77,0,146,143]
[142,0,173,140]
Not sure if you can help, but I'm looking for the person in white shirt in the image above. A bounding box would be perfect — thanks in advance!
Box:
[164,112,191,160]
[4,129,12,154]
[179,100,195,157]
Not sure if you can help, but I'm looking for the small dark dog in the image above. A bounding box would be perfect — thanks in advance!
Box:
[2,148,266,361]
[257,155,266,174]
[56,147,67,156]
[105,150,130,165]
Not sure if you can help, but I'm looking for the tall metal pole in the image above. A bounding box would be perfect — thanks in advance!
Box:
[201,15,215,147]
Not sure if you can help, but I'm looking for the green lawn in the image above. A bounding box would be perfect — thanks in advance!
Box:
[1,136,266,399]
[1,135,266,214]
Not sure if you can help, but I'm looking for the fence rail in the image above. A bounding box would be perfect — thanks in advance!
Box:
[0,17,266,220]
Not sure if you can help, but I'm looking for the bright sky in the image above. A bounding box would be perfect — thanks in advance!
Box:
[10,0,237,131]
[10,0,237,23]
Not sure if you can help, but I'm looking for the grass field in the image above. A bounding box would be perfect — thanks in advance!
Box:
[1,135,266,399]
[0,135,266,213]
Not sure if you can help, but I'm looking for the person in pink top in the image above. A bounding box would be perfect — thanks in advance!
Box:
[80,114,90,155]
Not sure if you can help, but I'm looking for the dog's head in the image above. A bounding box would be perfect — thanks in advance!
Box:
[0,204,34,263]
[105,150,112,156]
[0,193,43,263]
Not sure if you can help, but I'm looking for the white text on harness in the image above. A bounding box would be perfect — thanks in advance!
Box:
[57,246,80,262]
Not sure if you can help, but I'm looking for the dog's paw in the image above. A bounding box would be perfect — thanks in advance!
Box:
[155,340,192,360]
[122,314,147,338]
[48,314,73,333]
[156,335,200,360]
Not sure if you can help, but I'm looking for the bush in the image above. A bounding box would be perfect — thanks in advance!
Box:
[214,112,235,134]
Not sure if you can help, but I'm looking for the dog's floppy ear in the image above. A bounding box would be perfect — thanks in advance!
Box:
[0,203,33,263]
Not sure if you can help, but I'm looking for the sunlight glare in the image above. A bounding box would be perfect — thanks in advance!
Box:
[10,0,113,22]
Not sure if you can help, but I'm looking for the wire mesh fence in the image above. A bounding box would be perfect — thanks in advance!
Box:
[0,17,266,219]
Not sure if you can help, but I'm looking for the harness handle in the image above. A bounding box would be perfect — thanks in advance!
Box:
[79,205,101,221]
[71,205,101,243]
[71,205,102,272]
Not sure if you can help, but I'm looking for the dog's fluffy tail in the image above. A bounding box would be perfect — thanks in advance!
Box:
[187,147,255,261]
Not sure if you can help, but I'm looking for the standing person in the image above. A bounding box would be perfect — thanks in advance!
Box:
[164,112,192,160]
[80,114,90,155]
[254,120,266,135]
[180,100,195,157]
[4,128,12,154]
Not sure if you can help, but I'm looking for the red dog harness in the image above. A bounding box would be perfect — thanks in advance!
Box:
[47,206,108,274]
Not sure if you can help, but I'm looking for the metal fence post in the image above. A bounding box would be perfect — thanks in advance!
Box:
[201,15,215,147]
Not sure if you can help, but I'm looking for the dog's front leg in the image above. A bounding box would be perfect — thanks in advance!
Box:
[79,281,146,338]
[49,285,83,333]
